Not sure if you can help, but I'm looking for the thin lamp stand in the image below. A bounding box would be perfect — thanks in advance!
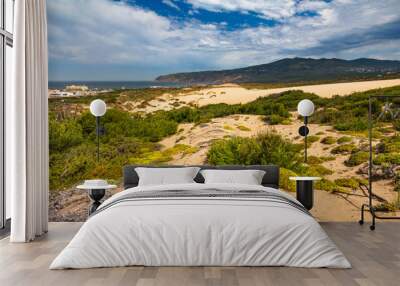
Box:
[96,116,100,162]
[304,116,308,163]
[298,117,310,163]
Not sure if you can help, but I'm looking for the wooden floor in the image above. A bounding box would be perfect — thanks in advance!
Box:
[0,222,399,286]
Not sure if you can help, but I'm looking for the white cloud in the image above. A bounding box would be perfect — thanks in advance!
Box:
[186,0,297,19]
[162,0,181,11]
[47,0,400,80]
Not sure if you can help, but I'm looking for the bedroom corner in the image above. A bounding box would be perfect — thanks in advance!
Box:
[1,0,399,285]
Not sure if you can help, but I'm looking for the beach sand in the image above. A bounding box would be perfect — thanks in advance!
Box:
[125,79,400,114]
[176,79,400,106]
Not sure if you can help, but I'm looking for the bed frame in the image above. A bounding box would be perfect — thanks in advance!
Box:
[123,165,280,189]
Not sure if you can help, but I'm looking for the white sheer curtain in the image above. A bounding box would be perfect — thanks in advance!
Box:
[7,0,49,242]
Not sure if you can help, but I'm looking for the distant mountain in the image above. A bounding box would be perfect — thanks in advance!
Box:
[155,58,400,85]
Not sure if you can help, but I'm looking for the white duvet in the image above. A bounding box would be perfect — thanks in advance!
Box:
[50,183,351,269]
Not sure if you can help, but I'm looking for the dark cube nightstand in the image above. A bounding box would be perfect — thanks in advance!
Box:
[289,177,320,210]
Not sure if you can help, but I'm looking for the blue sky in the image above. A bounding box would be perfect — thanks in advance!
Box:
[126,0,280,30]
[47,0,400,81]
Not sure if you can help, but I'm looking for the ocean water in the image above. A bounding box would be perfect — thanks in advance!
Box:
[48,81,185,90]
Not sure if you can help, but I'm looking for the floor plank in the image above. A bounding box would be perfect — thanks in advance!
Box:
[0,222,399,286]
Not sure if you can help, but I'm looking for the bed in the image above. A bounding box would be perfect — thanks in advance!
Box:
[50,165,351,269]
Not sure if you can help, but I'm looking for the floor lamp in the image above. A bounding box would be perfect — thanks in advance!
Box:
[297,99,315,163]
[90,99,107,162]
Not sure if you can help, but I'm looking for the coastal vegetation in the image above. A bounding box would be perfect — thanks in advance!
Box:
[49,84,400,213]
[206,132,344,193]
[311,86,400,133]
[345,151,369,167]
[207,132,303,170]
[331,144,357,155]
[337,136,352,144]
[49,109,178,190]
[321,136,336,145]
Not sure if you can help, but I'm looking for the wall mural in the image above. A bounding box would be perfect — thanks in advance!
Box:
[47,0,400,222]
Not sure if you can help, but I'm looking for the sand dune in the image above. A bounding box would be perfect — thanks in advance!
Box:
[177,79,400,106]
[128,79,400,114]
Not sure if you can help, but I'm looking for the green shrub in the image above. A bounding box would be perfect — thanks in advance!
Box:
[373,153,400,165]
[310,86,400,132]
[315,179,349,193]
[321,136,336,145]
[393,120,400,131]
[223,125,234,131]
[267,114,286,125]
[307,156,323,165]
[337,136,352,144]
[207,131,303,171]
[334,177,364,190]
[305,135,320,147]
[307,135,320,143]
[307,164,333,176]
[377,140,400,153]
[279,168,298,192]
[331,144,357,154]
[319,155,336,161]
[49,117,83,152]
[164,144,199,156]
[345,151,369,166]
[236,125,251,131]
[395,173,400,193]
[79,109,178,142]
[334,117,368,132]
[376,125,394,135]
[130,150,172,165]
[207,137,261,165]
[162,93,296,124]
[50,144,100,190]
[257,132,304,171]
[130,144,199,165]
[311,108,338,125]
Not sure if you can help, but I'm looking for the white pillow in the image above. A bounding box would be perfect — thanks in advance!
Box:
[135,167,200,186]
[200,169,266,185]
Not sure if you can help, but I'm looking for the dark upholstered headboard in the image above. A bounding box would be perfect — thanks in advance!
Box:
[123,165,280,190]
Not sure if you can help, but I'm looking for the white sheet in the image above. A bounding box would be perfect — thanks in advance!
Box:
[50,183,351,269]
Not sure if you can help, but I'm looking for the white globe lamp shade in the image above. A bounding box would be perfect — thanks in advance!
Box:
[297,99,315,117]
[90,99,107,117]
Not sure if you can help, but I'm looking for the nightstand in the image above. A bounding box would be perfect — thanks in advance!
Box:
[77,180,117,215]
[289,177,321,210]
